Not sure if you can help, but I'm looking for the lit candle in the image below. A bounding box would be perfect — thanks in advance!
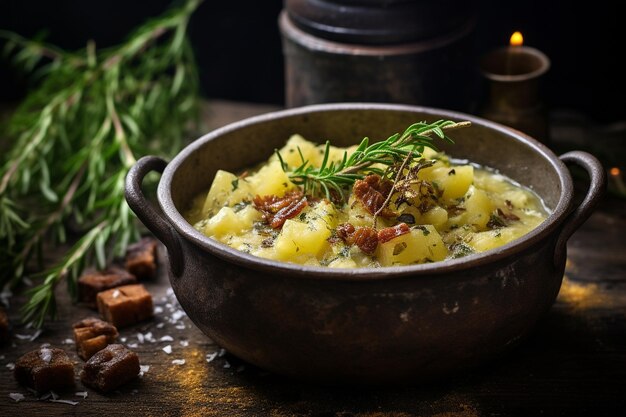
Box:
[609,167,626,197]
[479,32,551,143]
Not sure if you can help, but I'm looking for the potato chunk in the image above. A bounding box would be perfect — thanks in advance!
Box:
[202,170,253,216]
[377,225,447,266]
[273,202,336,262]
[247,160,297,197]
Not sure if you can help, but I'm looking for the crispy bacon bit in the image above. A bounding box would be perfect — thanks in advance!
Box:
[334,223,378,254]
[353,175,395,217]
[253,190,308,229]
[336,223,356,242]
[378,223,410,244]
[351,227,379,255]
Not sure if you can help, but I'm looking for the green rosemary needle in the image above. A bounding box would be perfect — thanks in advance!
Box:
[277,120,471,201]
[0,0,202,327]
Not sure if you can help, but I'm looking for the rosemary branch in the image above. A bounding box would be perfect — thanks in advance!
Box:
[278,120,471,201]
[0,0,202,327]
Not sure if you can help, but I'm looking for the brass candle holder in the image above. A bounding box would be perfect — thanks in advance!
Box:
[479,32,551,143]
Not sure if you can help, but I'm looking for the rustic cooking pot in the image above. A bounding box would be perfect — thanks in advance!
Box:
[125,104,605,384]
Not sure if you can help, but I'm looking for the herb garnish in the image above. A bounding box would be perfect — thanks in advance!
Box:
[276,120,470,202]
[0,0,202,327]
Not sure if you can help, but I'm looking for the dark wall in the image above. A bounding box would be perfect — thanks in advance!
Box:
[1,1,624,122]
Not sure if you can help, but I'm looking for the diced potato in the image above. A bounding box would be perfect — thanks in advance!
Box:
[423,165,474,202]
[202,170,253,216]
[469,227,523,252]
[448,186,494,230]
[272,134,321,168]
[347,199,375,228]
[273,201,336,261]
[203,206,259,237]
[247,160,297,197]
[377,226,447,266]
[500,189,530,209]
[420,206,448,230]
[327,257,357,268]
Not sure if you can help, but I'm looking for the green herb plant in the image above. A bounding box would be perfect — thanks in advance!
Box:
[0,0,203,327]
[277,120,471,202]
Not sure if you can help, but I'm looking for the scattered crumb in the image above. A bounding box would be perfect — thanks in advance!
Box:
[206,352,218,363]
[163,345,172,354]
[160,335,174,342]
[139,365,150,377]
[223,361,231,369]
[179,340,189,347]
[6,362,15,370]
[172,359,185,365]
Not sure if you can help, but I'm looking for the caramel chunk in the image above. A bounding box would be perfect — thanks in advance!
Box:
[378,223,411,243]
[73,317,119,360]
[0,308,9,344]
[125,237,158,280]
[97,284,153,328]
[80,344,140,392]
[14,347,75,392]
[78,268,137,307]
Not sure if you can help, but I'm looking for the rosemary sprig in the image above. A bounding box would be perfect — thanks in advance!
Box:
[278,120,471,201]
[0,0,202,326]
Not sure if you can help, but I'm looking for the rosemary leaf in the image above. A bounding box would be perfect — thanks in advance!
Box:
[0,0,203,327]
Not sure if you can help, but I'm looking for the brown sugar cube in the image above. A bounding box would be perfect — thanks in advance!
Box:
[78,267,137,307]
[97,284,153,328]
[80,344,140,392]
[14,347,75,392]
[125,237,158,280]
[0,307,9,344]
[73,317,119,360]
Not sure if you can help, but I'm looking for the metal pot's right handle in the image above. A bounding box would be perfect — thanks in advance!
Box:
[125,156,184,277]
[554,151,607,267]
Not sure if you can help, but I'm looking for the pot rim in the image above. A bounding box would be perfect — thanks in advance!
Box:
[158,103,573,280]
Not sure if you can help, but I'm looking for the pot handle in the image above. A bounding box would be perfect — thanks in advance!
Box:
[125,156,184,277]
[554,151,607,267]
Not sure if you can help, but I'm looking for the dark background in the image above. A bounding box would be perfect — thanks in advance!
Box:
[1,0,624,123]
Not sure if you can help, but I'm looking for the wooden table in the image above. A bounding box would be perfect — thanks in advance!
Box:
[1,101,625,417]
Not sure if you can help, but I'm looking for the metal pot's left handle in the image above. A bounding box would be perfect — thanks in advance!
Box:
[125,156,184,277]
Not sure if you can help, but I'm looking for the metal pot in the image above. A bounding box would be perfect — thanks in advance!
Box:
[125,104,605,384]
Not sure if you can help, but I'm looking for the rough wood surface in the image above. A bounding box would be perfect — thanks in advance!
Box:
[1,101,625,416]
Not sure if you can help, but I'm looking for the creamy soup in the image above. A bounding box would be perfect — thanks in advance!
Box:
[185,134,548,268]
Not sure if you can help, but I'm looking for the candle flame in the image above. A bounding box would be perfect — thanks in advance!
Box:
[610,167,621,176]
[510,31,524,47]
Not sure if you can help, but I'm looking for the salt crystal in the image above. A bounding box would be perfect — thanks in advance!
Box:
[136,333,145,344]
[6,362,15,370]
[9,393,25,402]
[156,323,164,329]
[112,289,120,298]
[50,399,79,406]
[205,352,218,363]
[139,364,150,377]
[162,345,172,354]
[172,359,185,365]
[159,336,174,342]
[154,306,164,314]
[61,338,75,345]
[171,310,185,322]
[218,348,226,357]
[180,340,189,347]
[120,337,127,343]
[144,332,155,343]
[40,348,53,363]
[175,324,185,330]
[166,288,174,296]
[40,342,51,348]
[128,343,138,349]
[223,361,231,369]
[75,391,88,399]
